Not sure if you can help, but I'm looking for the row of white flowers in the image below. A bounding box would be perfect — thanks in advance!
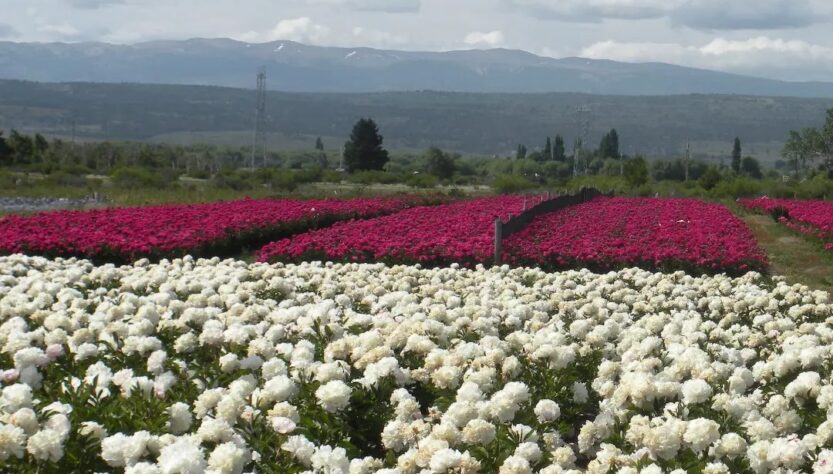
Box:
[1,254,832,473]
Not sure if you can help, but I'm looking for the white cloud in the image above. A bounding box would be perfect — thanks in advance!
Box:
[64,0,125,8]
[580,36,833,80]
[506,0,679,22]
[37,23,82,38]
[464,30,505,48]
[305,0,420,13]
[352,27,409,47]
[506,0,833,29]
[268,17,330,44]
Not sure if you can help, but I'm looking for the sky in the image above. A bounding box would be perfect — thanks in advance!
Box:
[1,0,833,81]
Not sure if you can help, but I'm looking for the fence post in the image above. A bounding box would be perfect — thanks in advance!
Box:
[494,218,503,265]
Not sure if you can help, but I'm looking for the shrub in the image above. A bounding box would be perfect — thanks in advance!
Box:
[406,174,437,188]
[493,175,536,194]
[111,167,170,189]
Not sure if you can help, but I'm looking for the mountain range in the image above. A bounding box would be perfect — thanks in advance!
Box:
[2,38,833,97]
[2,79,832,160]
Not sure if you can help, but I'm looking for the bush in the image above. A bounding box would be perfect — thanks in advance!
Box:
[271,171,299,192]
[493,175,536,194]
[111,167,168,189]
[209,171,253,191]
[348,170,403,185]
[698,166,722,191]
[709,178,765,198]
[43,169,90,187]
[406,174,438,188]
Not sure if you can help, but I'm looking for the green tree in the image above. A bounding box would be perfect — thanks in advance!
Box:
[543,137,552,161]
[315,137,324,151]
[599,129,620,159]
[553,135,566,161]
[731,137,742,174]
[740,156,762,179]
[343,118,389,172]
[0,131,11,165]
[516,144,527,160]
[699,166,722,190]
[424,146,457,180]
[33,133,48,162]
[623,156,648,187]
[7,130,34,165]
[783,129,810,176]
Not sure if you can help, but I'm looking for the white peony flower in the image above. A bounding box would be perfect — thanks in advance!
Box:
[315,380,352,413]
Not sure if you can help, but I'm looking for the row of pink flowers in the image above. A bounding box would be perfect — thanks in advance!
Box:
[503,196,767,274]
[739,197,833,250]
[0,196,430,261]
[258,196,528,265]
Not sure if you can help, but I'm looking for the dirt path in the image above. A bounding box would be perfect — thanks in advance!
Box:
[739,213,833,292]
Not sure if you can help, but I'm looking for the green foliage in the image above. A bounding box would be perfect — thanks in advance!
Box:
[553,135,566,162]
[651,159,707,181]
[493,174,536,193]
[515,144,527,160]
[623,157,648,187]
[343,118,389,172]
[347,170,404,185]
[741,156,763,179]
[710,177,766,198]
[424,147,457,180]
[111,166,172,189]
[405,173,438,188]
[698,166,722,190]
[732,137,742,174]
[598,128,620,159]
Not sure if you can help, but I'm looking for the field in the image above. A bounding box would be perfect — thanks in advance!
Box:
[4,193,833,473]
[0,196,437,262]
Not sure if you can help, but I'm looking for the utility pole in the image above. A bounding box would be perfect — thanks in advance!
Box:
[250,67,267,170]
[685,141,691,182]
[572,105,591,177]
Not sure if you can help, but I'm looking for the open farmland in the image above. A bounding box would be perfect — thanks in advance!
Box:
[6,192,833,473]
[504,197,767,275]
[740,197,833,251]
[2,255,833,473]
[258,196,527,266]
[0,196,435,262]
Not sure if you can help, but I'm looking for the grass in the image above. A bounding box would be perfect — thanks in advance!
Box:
[730,203,833,292]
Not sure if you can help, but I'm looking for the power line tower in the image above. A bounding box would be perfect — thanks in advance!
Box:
[572,105,591,177]
[250,67,267,169]
[685,141,691,181]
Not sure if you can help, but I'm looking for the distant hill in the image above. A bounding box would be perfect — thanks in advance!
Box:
[1,79,831,161]
[2,38,833,97]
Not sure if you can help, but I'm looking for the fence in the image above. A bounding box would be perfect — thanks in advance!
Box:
[493,188,607,264]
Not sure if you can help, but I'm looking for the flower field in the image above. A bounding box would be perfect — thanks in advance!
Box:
[258,196,527,266]
[740,197,833,251]
[0,196,425,262]
[504,196,767,274]
[1,255,833,473]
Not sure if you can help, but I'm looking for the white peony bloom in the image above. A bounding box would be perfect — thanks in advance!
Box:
[168,402,193,434]
[207,441,250,474]
[315,380,352,413]
[680,379,712,405]
[100,431,152,467]
[0,424,26,461]
[534,399,561,423]
[157,435,206,474]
